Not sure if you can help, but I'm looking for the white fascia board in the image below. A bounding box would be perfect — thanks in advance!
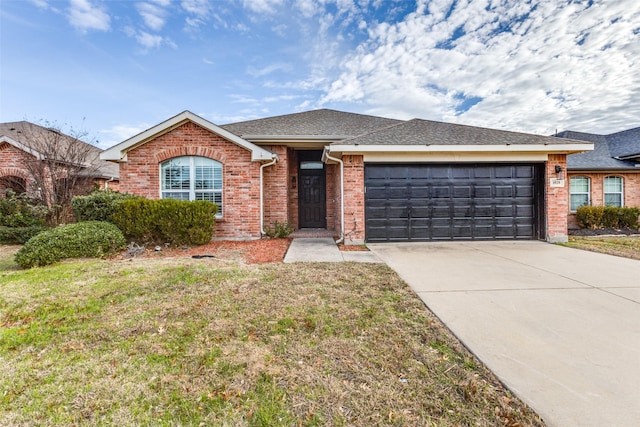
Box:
[327,143,593,155]
[100,111,275,162]
[0,135,43,159]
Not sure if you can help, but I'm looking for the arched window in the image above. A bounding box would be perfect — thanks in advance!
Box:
[604,176,623,207]
[569,176,590,211]
[160,156,222,216]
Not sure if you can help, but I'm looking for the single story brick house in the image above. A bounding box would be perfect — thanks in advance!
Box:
[554,126,640,228]
[0,121,119,197]
[100,109,592,244]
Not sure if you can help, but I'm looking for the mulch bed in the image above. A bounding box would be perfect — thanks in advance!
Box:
[125,238,292,264]
[569,227,640,236]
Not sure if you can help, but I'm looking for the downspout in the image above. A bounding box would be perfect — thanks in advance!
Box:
[260,155,278,236]
[104,176,116,190]
[323,149,344,244]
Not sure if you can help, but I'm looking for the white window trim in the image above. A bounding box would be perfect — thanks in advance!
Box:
[159,156,223,218]
[603,176,624,207]
[570,176,591,212]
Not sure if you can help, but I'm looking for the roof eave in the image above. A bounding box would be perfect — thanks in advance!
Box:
[327,143,593,155]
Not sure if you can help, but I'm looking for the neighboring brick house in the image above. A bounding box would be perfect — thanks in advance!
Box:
[101,110,591,244]
[0,121,119,198]
[555,127,640,228]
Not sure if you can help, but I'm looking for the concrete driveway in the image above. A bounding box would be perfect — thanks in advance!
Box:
[368,241,640,427]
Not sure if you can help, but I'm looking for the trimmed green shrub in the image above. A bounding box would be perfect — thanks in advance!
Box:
[264,221,294,238]
[111,198,217,245]
[576,206,640,229]
[0,191,49,227]
[15,221,126,268]
[0,225,48,244]
[72,190,139,222]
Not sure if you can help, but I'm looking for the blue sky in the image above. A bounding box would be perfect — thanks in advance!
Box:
[1,0,639,148]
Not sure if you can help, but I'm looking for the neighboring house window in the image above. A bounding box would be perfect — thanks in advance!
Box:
[604,176,623,207]
[160,156,222,216]
[570,176,590,211]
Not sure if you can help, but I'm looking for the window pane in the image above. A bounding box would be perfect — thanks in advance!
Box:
[570,194,589,211]
[162,191,190,200]
[605,194,622,207]
[195,191,222,215]
[570,177,589,192]
[162,161,190,190]
[604,177,622,193]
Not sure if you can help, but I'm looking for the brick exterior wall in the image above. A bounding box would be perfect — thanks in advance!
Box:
[567,171,640,228]
[287,149,299,229]
[342,155,365,244]
[262,145,288,228]
[118,122,263,239]
[545,154,569,242]
[0,142,32,193]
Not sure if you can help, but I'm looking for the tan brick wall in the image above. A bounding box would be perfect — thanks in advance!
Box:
[567,171,640,228]
[119,122,263,238]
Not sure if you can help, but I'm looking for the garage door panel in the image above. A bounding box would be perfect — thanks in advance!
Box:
[365,163,541,242]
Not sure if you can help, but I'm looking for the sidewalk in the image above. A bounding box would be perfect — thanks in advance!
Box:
[283,238,381,263]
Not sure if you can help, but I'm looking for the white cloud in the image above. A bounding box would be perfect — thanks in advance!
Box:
[320,0,640,134]
[29,0,50,9]
[136,31,164,49]
[247,63,292,77]
[181,0,212,30]
[67,0,110,33]
[136,2,167,31]
[242,0,284,15]
[98,123,150,148]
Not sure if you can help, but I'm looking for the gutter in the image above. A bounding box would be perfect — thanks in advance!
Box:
[322,148,344,244]
[260,155,278,235]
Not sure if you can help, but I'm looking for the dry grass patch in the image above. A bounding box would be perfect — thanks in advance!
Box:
[0,249,544,426]
[563,236,640,260]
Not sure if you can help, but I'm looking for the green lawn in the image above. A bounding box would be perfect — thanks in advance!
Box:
[562,236,640,260]
[0,246,544,426]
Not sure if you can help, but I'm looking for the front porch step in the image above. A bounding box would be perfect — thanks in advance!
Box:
[289,228,338,238]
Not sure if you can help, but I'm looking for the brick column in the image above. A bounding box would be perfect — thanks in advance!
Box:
[545,154,568,243]
[342,155,365,245]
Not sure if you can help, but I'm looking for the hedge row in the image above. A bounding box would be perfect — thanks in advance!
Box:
[15,221,126,268]
[0,225,48,244]
[576,206,640,229]
[72,190,139,222]
[111,198,217,245]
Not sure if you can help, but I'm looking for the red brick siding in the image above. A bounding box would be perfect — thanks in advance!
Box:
[325,163,338,232]
[262,145,288,228]
[342,155,365,244]
[567,172,640,228]
[287,149,299,229]
[0,142,32,189]
[119,122,263,238]
[545,155,568,241]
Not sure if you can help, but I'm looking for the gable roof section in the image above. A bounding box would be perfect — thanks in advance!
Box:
[329,119,592,154]
[0,121,118,179]
[221,109,403,142]
[101,111,275,162]
[557,127,640,170]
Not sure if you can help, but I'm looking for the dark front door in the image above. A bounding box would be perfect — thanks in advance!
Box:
[299,166,326,228]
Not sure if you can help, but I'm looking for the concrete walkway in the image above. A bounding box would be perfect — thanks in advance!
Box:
[283,238,382,263]
[368,241,640,427]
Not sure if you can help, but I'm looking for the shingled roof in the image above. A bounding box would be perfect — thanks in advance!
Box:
[338,118,592,146]
[221,109,402,140]
[556,127,640,170]
[0,121,119,179]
